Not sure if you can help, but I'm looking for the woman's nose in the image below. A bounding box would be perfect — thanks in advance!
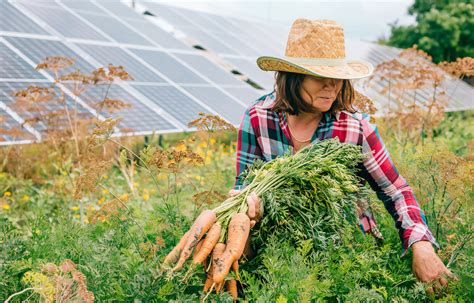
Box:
[324,78,337,89]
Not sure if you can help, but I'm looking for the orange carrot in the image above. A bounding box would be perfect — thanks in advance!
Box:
[192,222,221,265]
[192,239,204,264]
[162,231,189,266]
[226,279,238,301]
[232,259,240,281]
[173,210,216,272]
[203,270,213,292]
[215,281,225,293]
[213,213,250,284]
[225,213,250,260]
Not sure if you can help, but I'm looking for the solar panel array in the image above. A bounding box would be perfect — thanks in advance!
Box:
[1,0,472,145]
[0,0,260,144]
[140,2,473,113]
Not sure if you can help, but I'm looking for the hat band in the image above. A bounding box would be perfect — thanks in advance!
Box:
[286,57,347,66]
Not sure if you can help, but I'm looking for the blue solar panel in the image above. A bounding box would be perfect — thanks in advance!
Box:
[180,86,246,124]
[0,108,35,142]
[132,84,212,126]
[97,1,145,20]
[22,4,109,41]
[0,82,91,133]
[223,87,265,105]
[0,2,50,35]
[75,12,153,46]
[130,49,207,84]
[173,53,244,86]
[125,19,190,50]
[3,37,96,77]
[0,43,46,79]
[76,84,176,132]
[74,44,166,83]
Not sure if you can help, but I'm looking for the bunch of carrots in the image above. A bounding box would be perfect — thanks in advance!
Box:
[162,139,368,300]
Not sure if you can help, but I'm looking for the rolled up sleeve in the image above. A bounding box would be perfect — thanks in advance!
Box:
[234,108,263,190]
[358,114,440,257]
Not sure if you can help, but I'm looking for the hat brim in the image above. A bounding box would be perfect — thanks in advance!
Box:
[256,56,374,80]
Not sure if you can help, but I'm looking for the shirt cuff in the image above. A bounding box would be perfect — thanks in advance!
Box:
[400,223,440,258]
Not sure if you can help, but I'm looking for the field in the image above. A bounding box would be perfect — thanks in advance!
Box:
[0,107,473,302]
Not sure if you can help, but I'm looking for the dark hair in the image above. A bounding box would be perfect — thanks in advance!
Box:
[271,71,357,115]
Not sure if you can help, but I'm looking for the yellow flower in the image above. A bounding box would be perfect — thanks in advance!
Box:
[22,195,29,202]
[3,192,11,197]
[103,175,109,180]
[194,175,201,181]
[210,138,216,145]
[70,206,80,211]
[133,182,139,188]
[175,143,187,152]
[73,214,81,219]
[120,193,129,202]
[98,197,106,205]
[1,203,10,210]
[143,193,150,201]
[102,189,109,195]
[35,229,41,235]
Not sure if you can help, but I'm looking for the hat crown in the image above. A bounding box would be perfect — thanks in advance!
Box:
[284,19,346,59]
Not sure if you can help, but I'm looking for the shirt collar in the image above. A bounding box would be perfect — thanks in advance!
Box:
[258,90,340,122]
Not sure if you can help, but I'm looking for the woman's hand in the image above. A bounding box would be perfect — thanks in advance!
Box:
[412,241,457,297]
[228,190,262,228]
[228,189,262,259]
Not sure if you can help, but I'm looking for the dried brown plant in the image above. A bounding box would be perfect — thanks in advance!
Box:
[187,112,236,133]
[362,44,455,145]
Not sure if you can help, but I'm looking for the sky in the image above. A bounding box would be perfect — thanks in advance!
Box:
[142,0,416,42]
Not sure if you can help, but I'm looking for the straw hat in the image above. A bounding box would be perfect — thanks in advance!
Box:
[257,19,374,80]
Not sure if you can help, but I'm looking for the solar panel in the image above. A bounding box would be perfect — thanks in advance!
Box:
[180,86,246,124]
[3,37,96,77]
[74,44,166,83]
[0,81,90,132]
[0,2,50,35]
[224,57,276,89]
[132,85,212,126]
[124,19,190,50]
[96,1,145,21]
[223,87,265,106]
[184,28,238,55]
[0,42,46,79]
[72,12,153,46]
[143,3,196,29]
[0,108,35,142]
[130,49,207,84]
[59,0,103,14]
[74,84,176,132]
[19,3,108,41]
[165,52,244,86]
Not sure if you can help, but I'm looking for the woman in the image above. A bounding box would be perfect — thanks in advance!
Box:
[230,18,455,296]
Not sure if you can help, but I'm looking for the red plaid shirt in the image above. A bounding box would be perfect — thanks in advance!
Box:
[234,90,439,257]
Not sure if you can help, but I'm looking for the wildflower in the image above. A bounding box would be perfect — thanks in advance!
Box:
[22,195,29,202]
[102,189,109,195]
[22,271,54,302]
[1,203,10,210]
[210,138,216,145]
[98,197,106,205]
[142,189,150,201]
[175,141,187,152]
[70,206,80,211]
[120,193,129,202]
[3,191,11,197]
[74,214,81,219]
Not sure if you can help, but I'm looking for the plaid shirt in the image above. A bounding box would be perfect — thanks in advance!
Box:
[234,90,439,257]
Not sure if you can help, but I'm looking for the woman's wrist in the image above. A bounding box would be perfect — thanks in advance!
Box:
[411,240,435,253]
